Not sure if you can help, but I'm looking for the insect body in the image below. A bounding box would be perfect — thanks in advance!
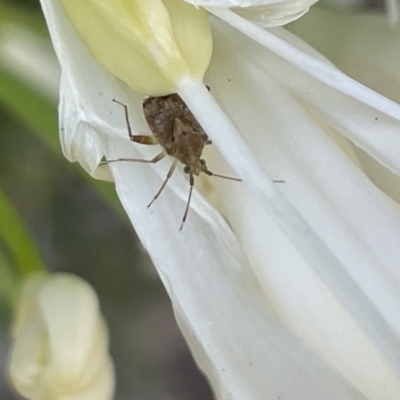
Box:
[110,93,241,230]
[143,94,212,177]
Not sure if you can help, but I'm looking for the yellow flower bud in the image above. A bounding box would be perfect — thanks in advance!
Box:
[60,0,213,95]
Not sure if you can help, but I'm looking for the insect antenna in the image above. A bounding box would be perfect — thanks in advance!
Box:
[204,169,285,184]
[180,173,194,231]
[203,169,242,182]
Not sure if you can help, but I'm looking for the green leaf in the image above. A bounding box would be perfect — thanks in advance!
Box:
[0,65,60,149]
[0,186,47,278]
[0,250,20,313]
[0,61,125,218]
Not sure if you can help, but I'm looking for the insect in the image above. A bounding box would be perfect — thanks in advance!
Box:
[109,93,241,230]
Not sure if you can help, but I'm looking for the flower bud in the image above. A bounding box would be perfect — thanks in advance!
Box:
[60,0,213,95]
[9,273,115,400]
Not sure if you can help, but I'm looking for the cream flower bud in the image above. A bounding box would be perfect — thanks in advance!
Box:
[60,0,213,96]
[9,273,115,400]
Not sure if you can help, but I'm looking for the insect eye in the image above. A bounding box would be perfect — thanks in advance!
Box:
[183,166,190,174]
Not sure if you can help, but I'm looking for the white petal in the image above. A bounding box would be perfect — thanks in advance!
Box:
[191,16,400,398]
[185,0,311,7]
[110,158,368,400]
[288,8,400,107]
[207,7,400,176]
[233,0,319,27]
[41,0,148,179]
[287,7,400,203]
[185,0,319,26]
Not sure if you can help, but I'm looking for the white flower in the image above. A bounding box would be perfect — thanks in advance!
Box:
[9,273,115,400]
[39,1,400,399]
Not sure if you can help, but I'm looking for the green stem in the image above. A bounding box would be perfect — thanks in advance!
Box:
[0,252,19,312]
[0,186,47,278]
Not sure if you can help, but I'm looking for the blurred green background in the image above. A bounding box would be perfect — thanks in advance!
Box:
[0,1,214,399]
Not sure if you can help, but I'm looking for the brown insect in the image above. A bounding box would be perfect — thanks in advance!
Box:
[109,93,241,230]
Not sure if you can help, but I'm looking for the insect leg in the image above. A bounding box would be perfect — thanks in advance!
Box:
[106,151,166,164]
[113,99,158,144]
[147,160,178,208]
[179,173,194,231]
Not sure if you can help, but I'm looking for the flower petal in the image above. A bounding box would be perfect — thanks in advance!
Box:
[287,7,400,203]
[185,0,319,27]
[198,16,400,398]
[110,157,368,400]
[185,0,314,8]
[206,7,400,176]
[233,0,319,27]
